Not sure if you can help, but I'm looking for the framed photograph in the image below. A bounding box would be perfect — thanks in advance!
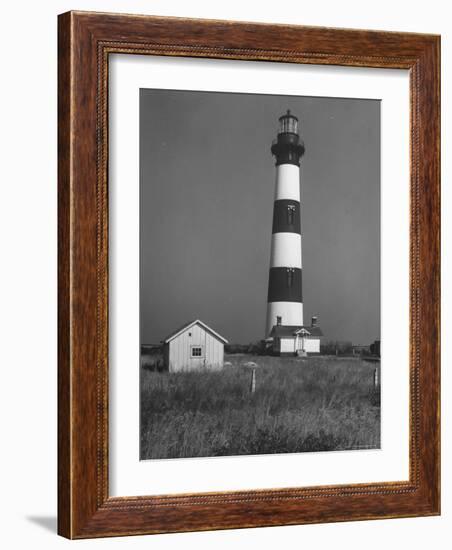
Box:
[58,11,440,538]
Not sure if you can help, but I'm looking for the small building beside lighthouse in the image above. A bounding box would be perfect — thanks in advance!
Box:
[268,316,323,356]
[265,111,323,356]
[162,320,228,372]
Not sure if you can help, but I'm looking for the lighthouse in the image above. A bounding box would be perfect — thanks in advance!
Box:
[266,111,305,337]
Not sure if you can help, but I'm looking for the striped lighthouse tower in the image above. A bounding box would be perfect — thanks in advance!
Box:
[266,110,305,336]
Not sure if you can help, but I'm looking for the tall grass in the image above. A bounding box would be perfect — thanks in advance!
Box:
[140,356,380,459]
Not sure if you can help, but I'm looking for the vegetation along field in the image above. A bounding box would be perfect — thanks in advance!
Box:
[140,356,380,460]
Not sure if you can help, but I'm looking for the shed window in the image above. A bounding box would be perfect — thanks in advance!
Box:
[191,346,203,357]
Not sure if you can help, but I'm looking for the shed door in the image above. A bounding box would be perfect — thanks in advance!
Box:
[190,344,205,367]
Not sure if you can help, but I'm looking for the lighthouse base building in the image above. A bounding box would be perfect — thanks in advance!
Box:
[267,316,323,357]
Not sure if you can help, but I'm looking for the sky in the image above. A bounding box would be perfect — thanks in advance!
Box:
[140,89,380,345]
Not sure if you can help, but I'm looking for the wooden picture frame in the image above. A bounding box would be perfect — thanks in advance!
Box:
[58,11,440,539]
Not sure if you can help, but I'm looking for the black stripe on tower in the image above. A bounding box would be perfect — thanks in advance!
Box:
[272,200,301,234]
[271,133,305,166]
[267,267,303,302]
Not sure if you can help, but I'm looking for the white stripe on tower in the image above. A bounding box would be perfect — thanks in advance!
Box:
[270,233,302,268]
[274,164,300,201]
[266,110,305,337]
[266,302,303,336]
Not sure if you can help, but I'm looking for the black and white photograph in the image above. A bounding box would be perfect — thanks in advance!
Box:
[139,89,381,460]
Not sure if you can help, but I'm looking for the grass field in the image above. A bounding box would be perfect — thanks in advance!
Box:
[140,355,380,460]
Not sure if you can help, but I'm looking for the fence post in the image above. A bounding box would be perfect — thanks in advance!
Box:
[250,368,256,394]
[373,367,379,389]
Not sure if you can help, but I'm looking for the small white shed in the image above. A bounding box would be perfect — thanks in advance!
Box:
[162,320,228,372]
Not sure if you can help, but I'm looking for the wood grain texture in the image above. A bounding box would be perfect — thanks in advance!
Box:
[57,10,440,539]
[57,10,72,538]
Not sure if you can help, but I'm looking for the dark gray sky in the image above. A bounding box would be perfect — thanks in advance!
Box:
[140,89,380,345]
